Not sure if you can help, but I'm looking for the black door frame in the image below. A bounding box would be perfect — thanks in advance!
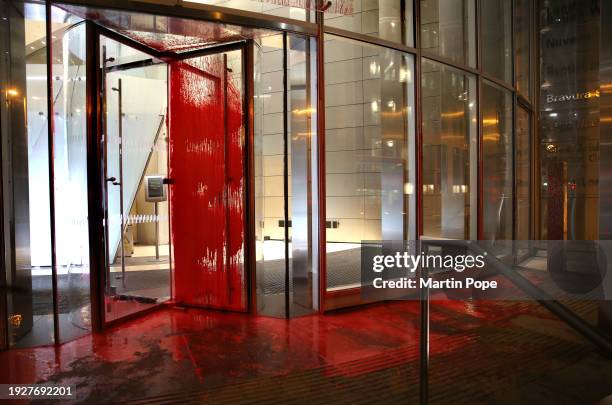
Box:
[86,22,254,331]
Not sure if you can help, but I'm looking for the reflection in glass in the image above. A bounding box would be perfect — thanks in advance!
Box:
[515,0,531,99]
[420,0,476,67]
[482,81,513,253]
[254,34,288,317]
[421,59,477,239]
[516,106,531,256]
[325,35,415,293]
[538,0,600,241]
[481,0,512,84]
[51,9,92,342]
[1,0,54,348]
[254,34,318,317]
[288,34,318,316]
[325,0,414,46]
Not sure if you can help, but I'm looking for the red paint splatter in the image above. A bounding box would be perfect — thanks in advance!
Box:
[169,53,246,311]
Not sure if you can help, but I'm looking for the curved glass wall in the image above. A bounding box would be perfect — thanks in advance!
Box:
[323,0,533,305]
[1,0,536,343]
[0,3,94,348]
[51,11,92,343]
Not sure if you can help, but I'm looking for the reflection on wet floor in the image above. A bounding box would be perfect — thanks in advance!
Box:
[2,297,611,404]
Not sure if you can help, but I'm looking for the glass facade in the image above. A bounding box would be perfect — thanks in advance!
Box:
[420,0,476,67]
[51,10,91,342]
[421,59,477,240]
[482,81,513,255]
[539,0,599,241]
[481,0,512,84]
[1,0,537,346]
[515,0,532,100]
[1,0,55,348]
[516,104,531,253]
[325,0,414,46]
[324,35,415,293]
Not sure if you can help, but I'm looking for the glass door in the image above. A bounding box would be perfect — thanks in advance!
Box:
[168,47,248,312]
[100,36,171,322]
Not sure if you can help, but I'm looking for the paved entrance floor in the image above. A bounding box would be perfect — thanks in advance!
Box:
[1,297,612,404]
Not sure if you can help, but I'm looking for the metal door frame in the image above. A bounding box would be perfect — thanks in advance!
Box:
[87,23,254,330]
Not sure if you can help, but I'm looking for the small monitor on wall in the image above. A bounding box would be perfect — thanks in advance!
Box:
[145,175,167,202]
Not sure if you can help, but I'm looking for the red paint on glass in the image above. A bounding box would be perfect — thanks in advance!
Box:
[169,53,246,311]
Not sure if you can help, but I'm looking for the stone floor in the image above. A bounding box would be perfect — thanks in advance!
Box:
[2,296,612,404]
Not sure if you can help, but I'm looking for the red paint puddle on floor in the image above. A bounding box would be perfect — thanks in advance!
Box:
[0,299,560,390]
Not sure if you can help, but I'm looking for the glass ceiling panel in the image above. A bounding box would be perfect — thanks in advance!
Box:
[57,4,278,54]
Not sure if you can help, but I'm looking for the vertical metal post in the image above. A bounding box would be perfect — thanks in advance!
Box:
[154,202,159,260]
[415,3,427,402]
[112,79,125,288]
[282,32,290,319]
[244,41,257,314]
[476,0,484,240]
[102,46,111,292]
[223,53,232,303]
[0,0,9,352]
[45,0,60,345]
[315,1,327,314]
[415,0,423,240]
[86,22,104,332]
[419,263,429,405]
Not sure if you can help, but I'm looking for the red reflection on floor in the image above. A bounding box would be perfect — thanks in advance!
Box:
[0,298,557,403]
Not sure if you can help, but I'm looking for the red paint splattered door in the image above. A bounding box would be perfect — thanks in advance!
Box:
[168,49,247,311]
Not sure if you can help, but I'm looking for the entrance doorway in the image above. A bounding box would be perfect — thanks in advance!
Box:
[97,32,249,324]
[100,35,172,322]
[1,1,320,349]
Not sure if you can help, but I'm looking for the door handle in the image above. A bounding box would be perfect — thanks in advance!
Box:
[106,177,120,186]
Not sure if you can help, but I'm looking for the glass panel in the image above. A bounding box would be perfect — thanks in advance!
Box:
[515,0,531,99]
[50,8,91,342]
[481,0,512,84]
[539,0,600,241]
[1,0,54,348]
[420,0,476,67]
[325,0,414,46]
[421,59,477,239]
[254,34,288,317]
[101,36,171,321]
[288,34,318,316]
[482,81,513,255]
[516,105,530,256]
[324,35,416,294]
